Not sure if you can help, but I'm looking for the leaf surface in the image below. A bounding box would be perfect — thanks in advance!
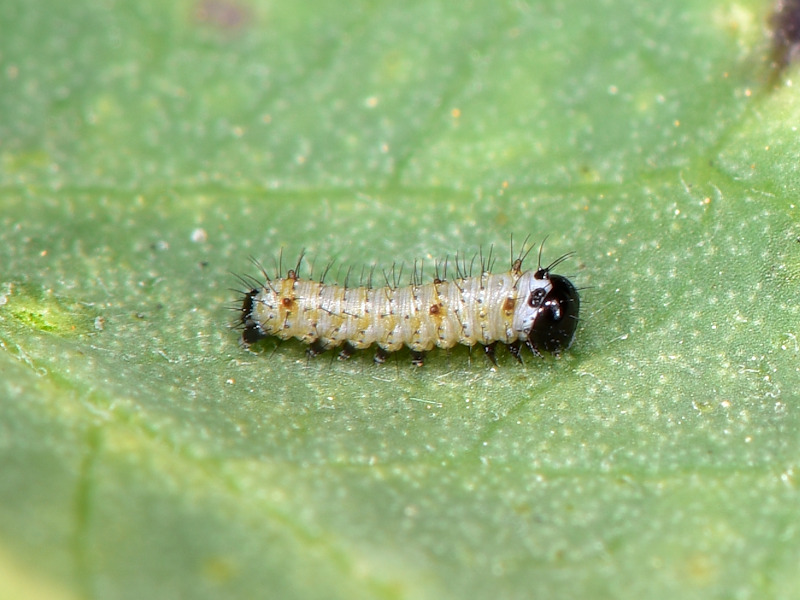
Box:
[2,0,799,598]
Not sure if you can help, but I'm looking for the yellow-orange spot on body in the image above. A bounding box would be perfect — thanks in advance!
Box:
[428,302,444,330]
[451,108,461,118]
[281,297,294,308]
[503,297,515,313]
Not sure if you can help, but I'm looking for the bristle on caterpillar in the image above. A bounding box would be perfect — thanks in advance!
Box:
[235,239,580,366]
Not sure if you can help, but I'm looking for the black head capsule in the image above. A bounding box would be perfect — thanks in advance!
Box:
[514,267,580,355]
[528,271,580,353]
[240,289,267,345]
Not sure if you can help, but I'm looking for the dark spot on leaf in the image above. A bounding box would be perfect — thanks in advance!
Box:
[194,0,251,33]
[771,0,800,73]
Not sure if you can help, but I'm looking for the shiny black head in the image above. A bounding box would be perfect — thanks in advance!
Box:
[526,270,580,354]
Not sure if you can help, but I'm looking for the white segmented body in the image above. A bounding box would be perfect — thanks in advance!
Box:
[247,270,554,352]
[238,244,580,365]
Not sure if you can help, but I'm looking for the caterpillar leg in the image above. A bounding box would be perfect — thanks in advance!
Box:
[525,339,543,358]
[410,350,426,367]
[242,324,267,345]
[374,346,389,364]
[338,341,357,361]
[306,339,327,358]
[484,342,498,366]
[507,341,524,364]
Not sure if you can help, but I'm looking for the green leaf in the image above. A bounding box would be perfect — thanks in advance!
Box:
[2,0,799,598]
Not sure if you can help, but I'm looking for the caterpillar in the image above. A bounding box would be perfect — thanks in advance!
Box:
[236,240,580,366]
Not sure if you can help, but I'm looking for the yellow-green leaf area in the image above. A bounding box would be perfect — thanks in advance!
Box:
[1,284,98,336]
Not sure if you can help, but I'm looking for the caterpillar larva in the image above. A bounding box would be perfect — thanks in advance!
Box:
[237,240,580,366]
